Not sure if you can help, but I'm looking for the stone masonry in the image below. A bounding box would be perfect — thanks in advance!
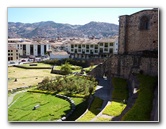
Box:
[119,8,158,54]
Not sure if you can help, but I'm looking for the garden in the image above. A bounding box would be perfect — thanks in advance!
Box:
[8,68,98,121]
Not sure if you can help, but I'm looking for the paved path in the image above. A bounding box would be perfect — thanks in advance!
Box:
[94,77,112,109]
[90,77,112,122]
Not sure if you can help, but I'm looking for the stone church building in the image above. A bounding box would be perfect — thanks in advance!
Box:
[90,8,158,79]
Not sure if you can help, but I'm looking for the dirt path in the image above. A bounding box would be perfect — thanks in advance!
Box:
[8,90,27,108]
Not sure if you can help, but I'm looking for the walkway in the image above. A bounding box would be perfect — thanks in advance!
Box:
[8,90,27,108]
[90,76,112,122]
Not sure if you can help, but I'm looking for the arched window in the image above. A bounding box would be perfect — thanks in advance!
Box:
[139,16,149,30]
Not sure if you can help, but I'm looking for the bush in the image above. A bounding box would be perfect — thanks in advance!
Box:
[60,62,72,75]
[41,58,89,68]
[37,75,97,96]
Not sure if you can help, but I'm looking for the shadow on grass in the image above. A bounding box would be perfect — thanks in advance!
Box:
[64,98,89,121]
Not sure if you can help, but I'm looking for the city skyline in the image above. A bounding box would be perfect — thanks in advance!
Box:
[8,8,152,25]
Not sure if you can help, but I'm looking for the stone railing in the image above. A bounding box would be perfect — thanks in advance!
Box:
[56,94,76,121]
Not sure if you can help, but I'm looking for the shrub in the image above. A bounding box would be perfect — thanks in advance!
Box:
[36,75,97,96]
[60,62,72,75]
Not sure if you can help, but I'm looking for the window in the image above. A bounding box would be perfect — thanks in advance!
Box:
[104,48,108,51]
[71,45,74,48]
[109,48,113,53]
[100,48,103,53]
[99,43,103,46]
[110,43,113,46]
[105,43,108,47]
[94,50,98,53]
[139,15,149,30]
[78,49,81,52]
[95,45,98,49]
[86,45,89,49]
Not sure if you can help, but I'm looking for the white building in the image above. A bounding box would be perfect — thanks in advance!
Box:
[68,36,118,59]
[8,38,52,57]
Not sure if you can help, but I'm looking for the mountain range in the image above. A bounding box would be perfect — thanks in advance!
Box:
[8,21,119,39]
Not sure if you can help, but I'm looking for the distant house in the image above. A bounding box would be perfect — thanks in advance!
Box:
[50,51,70,60]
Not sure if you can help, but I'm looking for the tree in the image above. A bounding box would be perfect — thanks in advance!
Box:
[60,61,72,75]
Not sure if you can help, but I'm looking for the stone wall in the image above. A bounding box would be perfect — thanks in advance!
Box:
[89,54,158,79]
[119,9,158,54]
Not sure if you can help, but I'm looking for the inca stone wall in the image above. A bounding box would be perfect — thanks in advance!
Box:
[90,54,158,79]
[119,9,158,54]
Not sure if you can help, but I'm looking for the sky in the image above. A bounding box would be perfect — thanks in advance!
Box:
[8,7,152,25]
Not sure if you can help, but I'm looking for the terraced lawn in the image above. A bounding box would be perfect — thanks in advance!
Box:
[8,92,70,121]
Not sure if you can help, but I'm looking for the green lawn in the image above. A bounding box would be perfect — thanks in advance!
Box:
[77,97,103,122]
[102,101,126,116]
[112,77,128,102]
[8,92,70,121]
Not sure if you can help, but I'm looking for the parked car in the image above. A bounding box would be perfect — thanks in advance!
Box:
[21,59,26,62]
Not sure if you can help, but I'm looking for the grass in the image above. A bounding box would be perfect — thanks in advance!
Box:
[102,101,126,116]
[95,77,128,122]
[122,74,157,121]
[8,92,71,121]
[83,65,97,71]
[65,97,89,121]
[112,77,128,102]
[95,116,112,122]
[77,97,103,122]
[8,67,60,90]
